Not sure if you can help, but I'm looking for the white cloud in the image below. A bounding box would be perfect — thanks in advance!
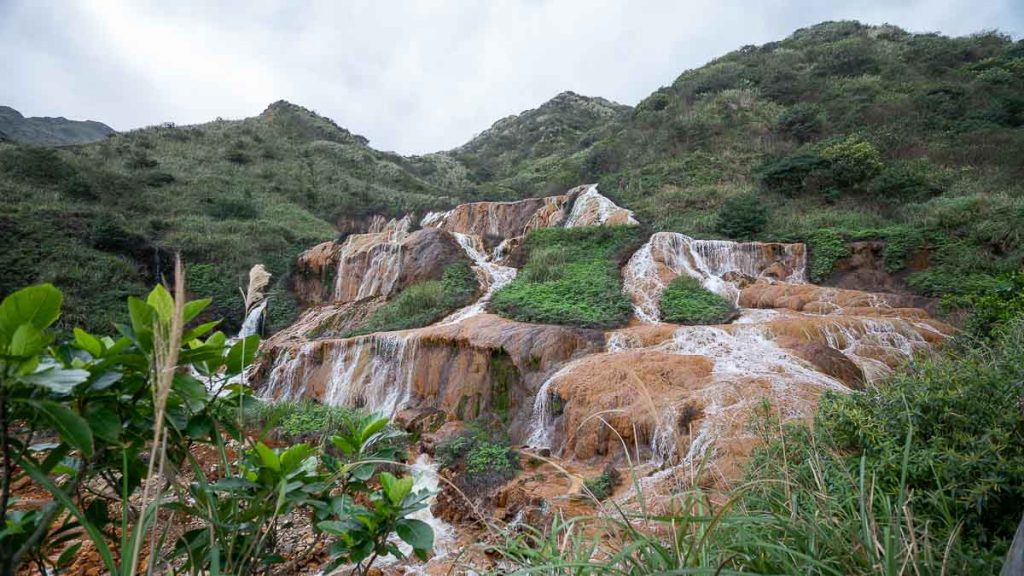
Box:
[1,0,1021,153]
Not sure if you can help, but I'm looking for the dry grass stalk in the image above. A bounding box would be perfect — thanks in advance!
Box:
[129,256,186,576]
[243,264,272,312]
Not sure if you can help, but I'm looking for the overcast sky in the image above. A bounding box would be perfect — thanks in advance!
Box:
[2,1,1022,154]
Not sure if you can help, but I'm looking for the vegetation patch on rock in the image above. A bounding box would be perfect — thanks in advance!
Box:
[344,262,478,337]
[491,226,641,328]
[659,276,738,325]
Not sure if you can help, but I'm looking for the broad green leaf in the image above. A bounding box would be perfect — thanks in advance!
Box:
[0,284,62,344]
[10,323,45,357]
[73,328,103,357]
[126,297,154,350]
[182,320,220,343]
[85,407,120,443]
[330,435,357,456]
[225,334,260,374]
[360,416,389,444]
[20,365,90,394]
[254,442,280,471]
[281,443,313,472]
[146,284,175,324]
[396,518,434,551]
[379,472,413,505]
[27,400,94,458]
[183,298,212,324]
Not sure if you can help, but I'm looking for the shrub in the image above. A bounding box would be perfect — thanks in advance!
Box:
[867,160,935,202]
[806,228,849,282]
[435,430,519,496]
[491,226,640,328]
[776,103,825,143]
[0,146,74,183]
[714,194,767,240]
[880,227,924,272]
[758,152,825,197]
[818,317,1024,556]
[659,276,737,324]
[819,134,883,188]
[583,465,622,501]
[208,196,260,220]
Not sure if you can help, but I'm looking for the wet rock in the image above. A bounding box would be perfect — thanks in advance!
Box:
[777,339,866,390]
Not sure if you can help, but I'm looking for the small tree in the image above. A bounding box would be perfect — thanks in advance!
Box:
[715,194,768,240]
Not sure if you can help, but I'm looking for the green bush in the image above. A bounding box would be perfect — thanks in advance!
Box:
[817,316,1024,556]
[819,134,884,188]
[942,271,1024,339]
[880,227,925,272]
[806,228,850,282]
[491,226,640,328]
[435,430,519,496]
[868,160,935,202]
[758,152,826,197]
[714,194,767,240]
[660,276,737,324]
[776,103,825,143]
[344,261,478,337]
[583,465,622,501]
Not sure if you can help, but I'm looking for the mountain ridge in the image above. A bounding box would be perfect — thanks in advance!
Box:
[0,105,115,146]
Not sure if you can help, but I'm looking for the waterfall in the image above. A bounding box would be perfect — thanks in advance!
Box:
[623,232,807,323]
[440,232,518,324]
[238,300,267,338]
[334,216,412,301]
[812,317,930,383]
[525,359,586,449]
[261,342,316,401]
[563,184,638,228]
[323,333,419,417]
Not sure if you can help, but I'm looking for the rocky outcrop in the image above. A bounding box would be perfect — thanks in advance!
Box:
[259,184,951,489]
[421,194,573,248]
[562,185,639,227]
[261,314,604,442]
[826,241,931,296]
[291,216,471,308]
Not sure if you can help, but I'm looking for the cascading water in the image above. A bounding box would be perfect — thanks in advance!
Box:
[322,333,419,417]
[238,300,267,338]
[563,184,638,228]
[440,232,517,325]
[334,216,412,301]
[623,232,807,323]
[376,454,455,571]
[812,317,930,383]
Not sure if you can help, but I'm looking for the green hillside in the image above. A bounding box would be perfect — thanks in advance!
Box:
[0,101,469,332]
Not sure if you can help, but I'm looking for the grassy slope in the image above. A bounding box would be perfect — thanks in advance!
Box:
[0,102,471,332]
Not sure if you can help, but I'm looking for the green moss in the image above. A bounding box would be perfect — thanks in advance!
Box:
[491,226,640,328]
[659,276,737,325]
[489,352,518,424]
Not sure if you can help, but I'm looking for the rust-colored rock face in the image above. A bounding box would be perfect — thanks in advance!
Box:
[256,184,951,505]
[421,195,572,247]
